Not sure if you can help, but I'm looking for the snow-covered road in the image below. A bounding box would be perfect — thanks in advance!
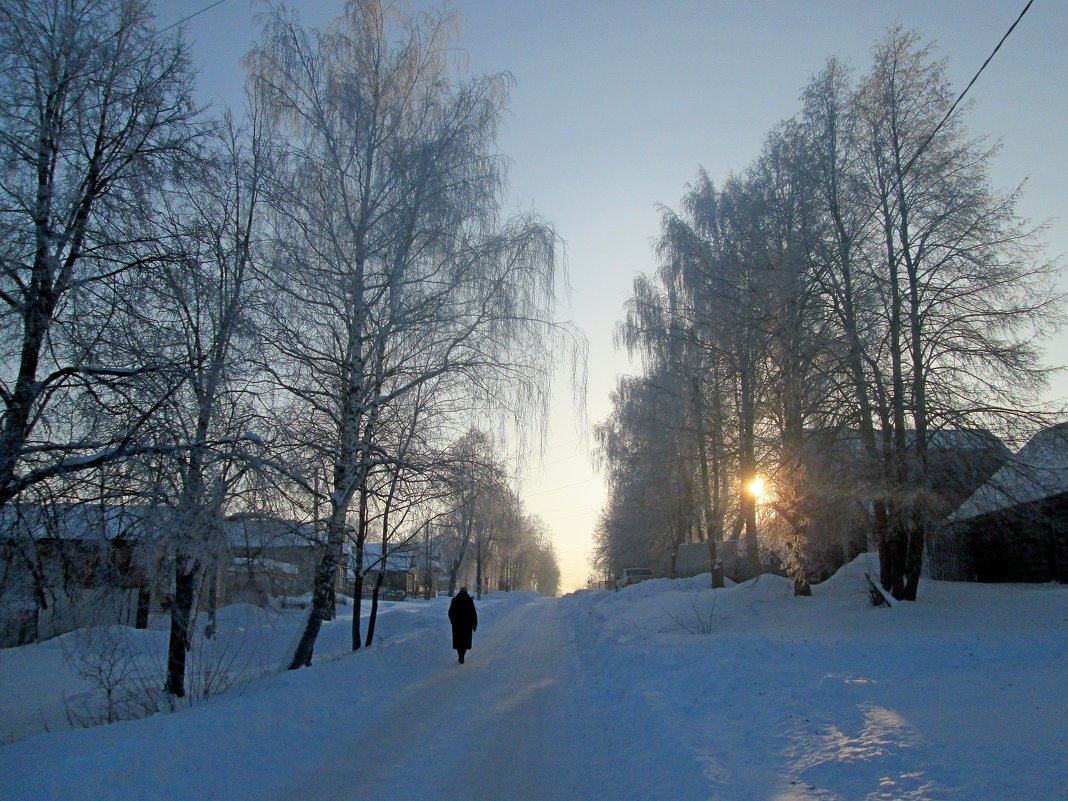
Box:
[4,562,1067,801]
[279,597,592,801]
[275,596,713,800]
[4,593,664,801]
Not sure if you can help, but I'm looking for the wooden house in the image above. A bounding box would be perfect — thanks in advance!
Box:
[934,424,1068,583]
[223,514,322,603]
[0,503,159,646]
[347,543,419,600]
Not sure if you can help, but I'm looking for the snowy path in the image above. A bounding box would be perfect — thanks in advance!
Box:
[277,597,586,801]
[273,596,704,801]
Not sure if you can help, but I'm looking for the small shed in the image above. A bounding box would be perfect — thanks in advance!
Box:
[673,539,765,583]
[674,542,712,578]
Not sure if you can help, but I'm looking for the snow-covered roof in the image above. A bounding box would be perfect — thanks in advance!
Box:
[0,503,166,541]
[224,515,322,548]
[948,424,1068,522]
[802,426,1004,451]
[1,505,326,548]
[360,543,416,572]
[918,428,1007,452]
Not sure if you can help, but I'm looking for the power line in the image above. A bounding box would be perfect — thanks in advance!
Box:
[533,502,599,515]
[899,0,1034,180]
[538,451,588,469]
[544,436,584,452]
[524,476,601,498]
[833,0,1036,272]
[157,0,233,35]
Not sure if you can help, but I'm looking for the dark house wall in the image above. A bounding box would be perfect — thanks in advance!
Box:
[797,428,1008,583]
[940,491,1068,583]
[958,492,1068,583]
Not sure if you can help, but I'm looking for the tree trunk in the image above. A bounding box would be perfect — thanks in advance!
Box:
[288,544,338,669]
[424,527,435,599]
[896,123,927,603]
[325,542,339,622]
[875,500,892,590]
[883,191,911,600]
[365,572,383,647]
[828,170,892,586]
[476,534,484,600]
[136,584,151,630]
[352,536,366,652]
[204,567,218,639]
[903,522,924,601]
[166,559,198,697]
[692,376,723,588]
[291,438,362,668]
[739,361,760,576]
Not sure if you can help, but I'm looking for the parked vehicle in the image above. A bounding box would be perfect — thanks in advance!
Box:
[615,567,654,591]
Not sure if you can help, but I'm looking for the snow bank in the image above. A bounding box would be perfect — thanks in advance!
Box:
[556,554,1068,800]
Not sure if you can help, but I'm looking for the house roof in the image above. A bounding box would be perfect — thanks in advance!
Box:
[0,503,166,541]
[916,428,1008,452]
[224,514,321,548]
[229,557,300,576]
[360,543,416,572]
[1,504,327,548]
[800,426,1008,465]
[948,423,1068,522]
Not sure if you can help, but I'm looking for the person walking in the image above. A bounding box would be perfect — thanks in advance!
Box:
[448,586,478,664]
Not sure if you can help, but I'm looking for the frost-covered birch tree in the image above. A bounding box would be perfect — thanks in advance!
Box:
[246,0,564,670]
[439,429,498,599]
[125,111,270,698]
[593,373,697,576]
[855,28,1058,599]
[0,0,201,512]
[798,57,894,579]
[599,27,1059,602]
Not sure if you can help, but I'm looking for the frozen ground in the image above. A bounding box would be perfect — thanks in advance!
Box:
[2,554,1066,800]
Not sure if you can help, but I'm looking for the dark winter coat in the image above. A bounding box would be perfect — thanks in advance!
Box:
[448,590,478,650]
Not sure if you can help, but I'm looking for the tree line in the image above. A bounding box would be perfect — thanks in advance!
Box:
[0,0,568,699]
[594,28,1061,601]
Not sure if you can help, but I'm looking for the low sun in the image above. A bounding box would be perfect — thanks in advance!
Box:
[748,475,766,501]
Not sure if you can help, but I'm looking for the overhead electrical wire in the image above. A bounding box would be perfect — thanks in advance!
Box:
[157,0,233,35]
[898,0,1034,187]
[524,476,601,498]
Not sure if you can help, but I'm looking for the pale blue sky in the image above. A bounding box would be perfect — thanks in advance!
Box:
[156,0,1068,591]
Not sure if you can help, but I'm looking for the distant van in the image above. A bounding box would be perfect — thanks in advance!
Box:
[615,567,654,591]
